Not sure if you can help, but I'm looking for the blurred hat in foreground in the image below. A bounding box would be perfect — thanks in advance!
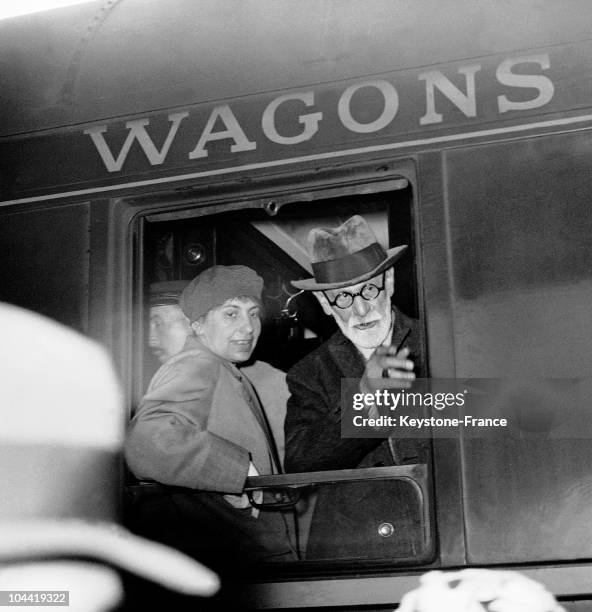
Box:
[397,569,565,612]
[0,303,219,609]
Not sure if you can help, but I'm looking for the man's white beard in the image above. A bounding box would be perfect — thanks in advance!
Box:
[336,305,392,349]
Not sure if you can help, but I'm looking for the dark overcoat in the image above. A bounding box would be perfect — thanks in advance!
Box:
[284,307,429,560]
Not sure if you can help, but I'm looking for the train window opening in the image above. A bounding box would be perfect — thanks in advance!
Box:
[129,180,435,572]
[138,186,420,377]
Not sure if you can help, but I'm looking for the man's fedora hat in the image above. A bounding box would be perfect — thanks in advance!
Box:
[291,215,407,291]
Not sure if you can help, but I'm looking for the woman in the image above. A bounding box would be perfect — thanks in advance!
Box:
[125,265,296,570]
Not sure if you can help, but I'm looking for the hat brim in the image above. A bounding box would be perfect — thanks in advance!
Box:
[291,245,408,291]
[0,520,219,596]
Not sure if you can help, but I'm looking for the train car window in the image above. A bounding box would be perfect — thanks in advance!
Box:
[140,190,419,374]
[130,181,434,571]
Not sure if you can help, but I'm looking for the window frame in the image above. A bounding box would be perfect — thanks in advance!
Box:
[128,161,435,576]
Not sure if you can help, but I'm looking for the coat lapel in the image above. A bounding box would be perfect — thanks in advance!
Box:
[206,358,273,474]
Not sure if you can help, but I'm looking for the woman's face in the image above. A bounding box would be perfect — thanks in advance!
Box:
[194,297,261,363]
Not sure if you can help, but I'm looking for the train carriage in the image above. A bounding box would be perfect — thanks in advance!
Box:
[1,1,592,608]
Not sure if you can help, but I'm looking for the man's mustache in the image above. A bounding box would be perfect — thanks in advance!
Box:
[347,311,383,327]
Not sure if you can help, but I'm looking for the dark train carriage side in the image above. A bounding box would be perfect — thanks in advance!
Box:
[1,1,592,608]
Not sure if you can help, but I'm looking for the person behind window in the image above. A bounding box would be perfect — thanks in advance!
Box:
[284,214,428,559]
[147,280,191,364]
[125,265,297,572]
[146,278,290,463]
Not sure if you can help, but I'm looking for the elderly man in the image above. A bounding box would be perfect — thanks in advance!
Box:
[284,214,427,559]
[125,265,296,569]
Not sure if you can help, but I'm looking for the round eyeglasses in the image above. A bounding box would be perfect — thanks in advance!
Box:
[323,274,385,309]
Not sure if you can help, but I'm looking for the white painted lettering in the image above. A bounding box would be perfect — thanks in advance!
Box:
[84,112,189,172]
[189,105,256,159]
[338,80,399,133]
[419,65,481,125]
[496,54,554,113]
[262,92,323,145]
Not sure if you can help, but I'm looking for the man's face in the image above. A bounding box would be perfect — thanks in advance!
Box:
[193,297,261,363]
[149,304,192,363]
[316,268,394,349]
